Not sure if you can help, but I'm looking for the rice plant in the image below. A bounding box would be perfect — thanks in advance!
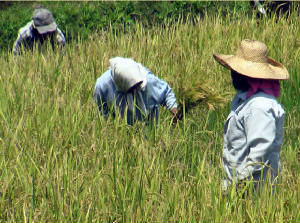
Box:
[0,8,299,223]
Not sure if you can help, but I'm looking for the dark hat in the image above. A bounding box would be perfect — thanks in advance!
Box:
[32,8,57,34]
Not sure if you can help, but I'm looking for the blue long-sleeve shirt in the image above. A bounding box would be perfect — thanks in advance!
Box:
[93,66,177,124]
[222,91,285,189]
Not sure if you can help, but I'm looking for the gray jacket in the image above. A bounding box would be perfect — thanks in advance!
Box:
[222,91,285,189]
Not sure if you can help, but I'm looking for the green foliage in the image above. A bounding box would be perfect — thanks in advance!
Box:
[0,1,254,52]
[0,3,33,52]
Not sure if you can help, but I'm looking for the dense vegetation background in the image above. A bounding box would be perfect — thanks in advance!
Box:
[1,1,298,52]
[0,1,299,222]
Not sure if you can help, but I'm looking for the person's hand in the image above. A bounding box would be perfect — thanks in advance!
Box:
[171,107,181,123]
[171,107,178,116]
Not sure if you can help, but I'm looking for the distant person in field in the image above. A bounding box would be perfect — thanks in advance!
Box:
[213,39,289,192]
[93,57,179,125]
[13,8,65,55]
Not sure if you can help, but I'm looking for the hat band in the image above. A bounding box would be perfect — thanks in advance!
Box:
[33,22,57,34]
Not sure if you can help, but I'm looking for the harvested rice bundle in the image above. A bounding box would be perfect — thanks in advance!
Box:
[176,79,228,117]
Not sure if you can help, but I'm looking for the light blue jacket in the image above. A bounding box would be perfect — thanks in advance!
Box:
[93,66,177,125]
[223,91,285,189]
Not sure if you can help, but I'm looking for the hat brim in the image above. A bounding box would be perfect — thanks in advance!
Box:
[110,57,148,93]
[213,53,289,80]
[35,22,57,34]
[125,66,147,91]
[137,64,147,90]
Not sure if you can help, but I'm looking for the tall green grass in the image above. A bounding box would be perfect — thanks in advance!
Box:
[0,10,299,222]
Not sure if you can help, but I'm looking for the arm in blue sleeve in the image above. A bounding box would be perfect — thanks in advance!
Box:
[148,73,178,110]
[93,79,109,117]
[13,33,24,56]
[13,23,32,56]
[56,28,66,47]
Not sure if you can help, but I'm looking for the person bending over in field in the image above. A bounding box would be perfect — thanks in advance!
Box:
[13,8,65,55]
[93,57,179,125]
[213,39,289,192]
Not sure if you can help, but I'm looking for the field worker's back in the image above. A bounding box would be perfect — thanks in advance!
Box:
[93,57,178,125]
[222,91,285,189]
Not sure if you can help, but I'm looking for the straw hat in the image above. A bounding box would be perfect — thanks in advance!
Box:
[213,39,289,80]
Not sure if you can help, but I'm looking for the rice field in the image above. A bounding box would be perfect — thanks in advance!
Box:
[0,9,299,222]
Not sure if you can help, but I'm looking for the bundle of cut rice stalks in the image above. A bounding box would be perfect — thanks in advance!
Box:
[175,79,228,119]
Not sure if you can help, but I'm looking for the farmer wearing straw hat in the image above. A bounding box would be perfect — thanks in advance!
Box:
[13,8,65,55]
[93,57,179,125]
[213,39,289,191]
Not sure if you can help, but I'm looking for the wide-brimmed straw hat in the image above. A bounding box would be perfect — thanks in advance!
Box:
[213,39,289,80]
